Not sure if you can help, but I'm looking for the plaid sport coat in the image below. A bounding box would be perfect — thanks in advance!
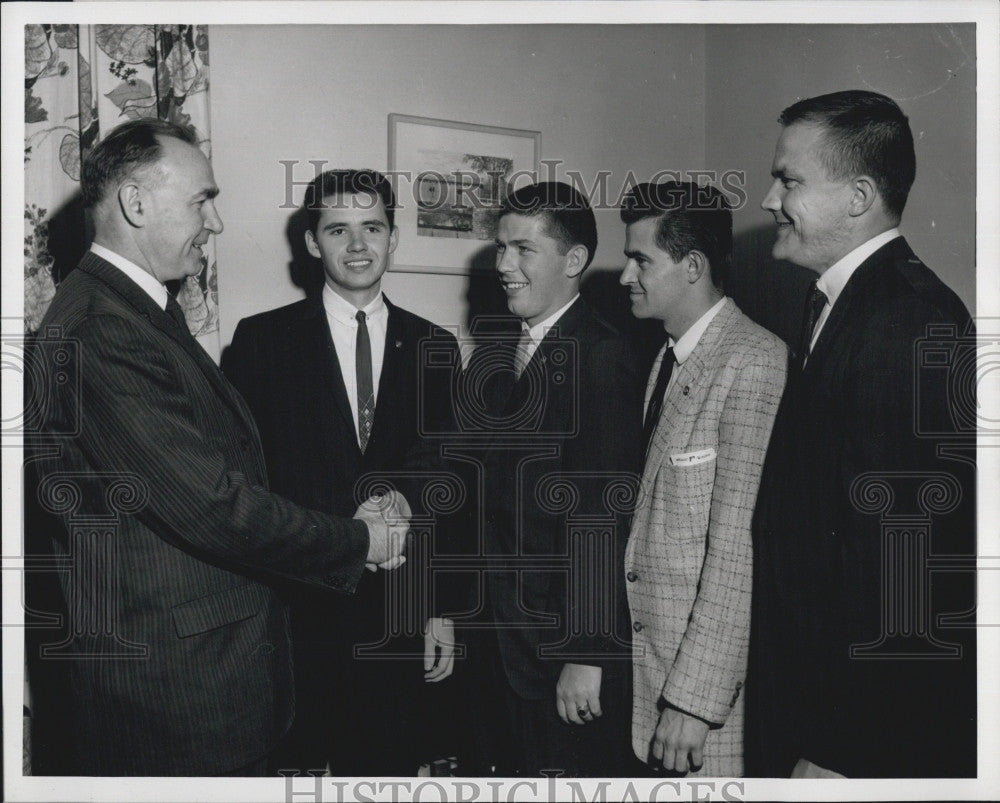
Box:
[625,298,786,776]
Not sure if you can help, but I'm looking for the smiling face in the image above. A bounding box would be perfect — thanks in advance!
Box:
[621,216,690,326]
[305,192,399,307]
[495,213,582,327]
[138,136,223,283]
[761,122,855,273]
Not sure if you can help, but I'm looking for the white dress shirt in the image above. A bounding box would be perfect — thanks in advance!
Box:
[323,284,388,445]
[517,293,581,363]
[647,296,728,414]
[90,242,168,310]
[811,228,901,349]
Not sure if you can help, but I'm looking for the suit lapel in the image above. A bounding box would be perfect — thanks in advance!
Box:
[78,254,257,431]
[368,298,406,456]
[805,237,909,376]
[642,299,737,485]
[502,296,587,418]
[301,297,357,442]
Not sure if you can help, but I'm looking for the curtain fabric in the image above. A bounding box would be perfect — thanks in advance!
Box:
[24,24,220,358]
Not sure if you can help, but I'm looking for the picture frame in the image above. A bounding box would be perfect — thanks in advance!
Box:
[387,113,541,274]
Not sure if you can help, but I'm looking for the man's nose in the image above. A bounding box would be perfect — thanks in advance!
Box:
[496,248,515,273]
[203,202,223,234]
[348,231,366,251]
[761,180,782,212]
[620,260,636,285]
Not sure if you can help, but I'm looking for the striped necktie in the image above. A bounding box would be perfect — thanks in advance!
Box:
[356,310,375,452]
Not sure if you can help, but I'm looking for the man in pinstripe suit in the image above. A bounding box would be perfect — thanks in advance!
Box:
[29,119,407,775]
[619,181,786,776]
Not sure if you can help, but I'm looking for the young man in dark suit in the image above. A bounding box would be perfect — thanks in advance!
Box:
[28,120,406,776]
[224,170,462,776]
[747,90,976,778]
[461,181,643,777]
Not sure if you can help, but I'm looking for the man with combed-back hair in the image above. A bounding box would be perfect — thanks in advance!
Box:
[619,181,786,777]
[747,89,976,778]
[461,181,642,777]
[225,169,463,776]
[28,119,407,775]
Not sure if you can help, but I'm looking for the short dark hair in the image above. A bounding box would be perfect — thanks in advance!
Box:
[779,89,915,219]
[303,169,396,232]
[81,118,198,208]
[620,181,732,290]
[499,181,598,270]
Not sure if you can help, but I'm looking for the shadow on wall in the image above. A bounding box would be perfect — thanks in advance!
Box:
[25,190,91,334]
[285,206,325,299]
[726,224,815,349]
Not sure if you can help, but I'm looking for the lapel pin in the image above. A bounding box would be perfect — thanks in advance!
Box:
[395,340,402,348]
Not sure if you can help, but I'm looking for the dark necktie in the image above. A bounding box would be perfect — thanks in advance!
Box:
[798,280,829,369]
[642,346,675,453]
[165,296,188,331]
[356,310,375,453]
[514,327,533,380]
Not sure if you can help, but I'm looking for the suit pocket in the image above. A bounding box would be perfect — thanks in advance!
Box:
[661,456,716,543]
[171,582,267,638]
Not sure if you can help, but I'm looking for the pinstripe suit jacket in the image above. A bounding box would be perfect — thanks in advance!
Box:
[625,298,786,776]
[29,253,370,775]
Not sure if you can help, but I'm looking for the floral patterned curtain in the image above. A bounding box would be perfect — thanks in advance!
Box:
[24,24,220,359]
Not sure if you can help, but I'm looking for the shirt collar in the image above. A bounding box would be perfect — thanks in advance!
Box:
[521,294,581,343]
[817,228,901,308]
[322,283,386,325]
[669,296,727,364]
[89,242,169,310]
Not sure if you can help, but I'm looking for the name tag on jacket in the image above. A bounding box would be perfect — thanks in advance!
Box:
[668,448,717,467]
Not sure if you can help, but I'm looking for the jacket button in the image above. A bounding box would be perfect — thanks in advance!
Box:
[633,621,643,632]
[683,385,690,395]
[626,571,638,582]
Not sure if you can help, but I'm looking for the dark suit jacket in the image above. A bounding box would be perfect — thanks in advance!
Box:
[222,294,464,773]
[223,295,463,631]
[748,237,976,777]
[468,297,643,699]
[29,253,370,775]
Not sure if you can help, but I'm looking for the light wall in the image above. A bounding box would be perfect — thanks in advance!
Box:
[210,24,976,349]
[211,25,706,346]
[705,23,976,313]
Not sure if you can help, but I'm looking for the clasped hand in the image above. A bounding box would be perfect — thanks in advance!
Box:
[354,490,411,571]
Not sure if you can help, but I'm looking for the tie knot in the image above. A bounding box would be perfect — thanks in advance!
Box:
[356,310,367,325]
[514,327,533,378]
[807,281,828,317]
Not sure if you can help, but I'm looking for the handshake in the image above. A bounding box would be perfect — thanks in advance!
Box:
[353,490,412,572]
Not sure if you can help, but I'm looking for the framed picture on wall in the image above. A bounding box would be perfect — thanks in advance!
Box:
[388,113,541,274]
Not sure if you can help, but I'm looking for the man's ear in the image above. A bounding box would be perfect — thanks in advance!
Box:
[686,250,709,284]
[563,243,589,279]
[848,175,879,218]
[304,228,321,259]
[388,225,399,255]
[118,182,145,228]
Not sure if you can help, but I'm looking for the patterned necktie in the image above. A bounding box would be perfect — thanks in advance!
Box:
[798,280,829,370]
[514,327,533,380]
[642,346,675,453]
[356,310,375,453]
[165,296,188,332]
